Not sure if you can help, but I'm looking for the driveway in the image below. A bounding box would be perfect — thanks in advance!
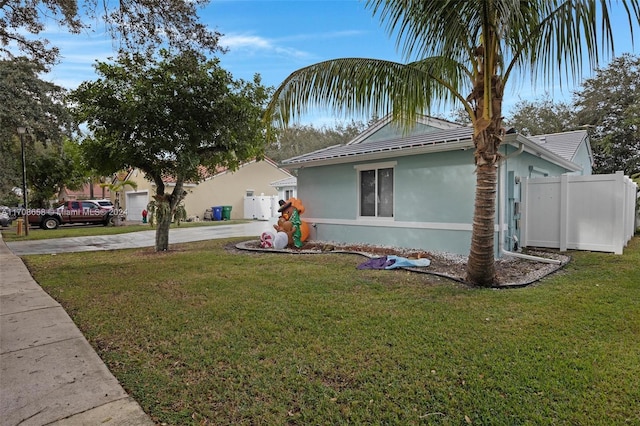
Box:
[6,221,274,255]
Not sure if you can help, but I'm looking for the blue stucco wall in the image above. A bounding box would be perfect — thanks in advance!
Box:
[572,142,593,175]
[297,144,576,256]
[297,150,478,255]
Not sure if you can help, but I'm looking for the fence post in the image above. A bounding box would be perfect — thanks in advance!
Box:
[520,177,529,247]
[612,171,625,254]
[559,174,569,252]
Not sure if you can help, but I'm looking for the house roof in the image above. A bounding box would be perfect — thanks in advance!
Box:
[282,127,476,167]
[270,176,297,187]
[281,125,584,173]
[123,157,289,185]
[346,114,463,145]
[59,183,111,200]
[530,130,590,163]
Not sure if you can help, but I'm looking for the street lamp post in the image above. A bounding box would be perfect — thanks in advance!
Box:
[17,126,28,236]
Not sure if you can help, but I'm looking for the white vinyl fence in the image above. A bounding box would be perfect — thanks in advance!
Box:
[521,172,637,254]
[243,195,280,220]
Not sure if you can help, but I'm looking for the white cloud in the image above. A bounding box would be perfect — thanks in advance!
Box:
[222,34,272,50]
[221,33,311,60]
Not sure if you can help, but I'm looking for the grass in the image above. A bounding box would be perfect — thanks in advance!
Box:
[22,236,640,425]
[0,219,248,242]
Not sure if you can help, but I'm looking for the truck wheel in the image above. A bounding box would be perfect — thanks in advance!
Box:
[41,217,60,230]
[103,214,114,226]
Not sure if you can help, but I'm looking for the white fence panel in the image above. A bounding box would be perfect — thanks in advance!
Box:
[243,195,279,220]
[521,172,637,254]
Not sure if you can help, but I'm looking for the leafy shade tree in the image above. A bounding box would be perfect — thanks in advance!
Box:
[27,140,86,207]
[1,0,220,66]
[0,57,77,203]
[575,54,640,176]
[266,121,366,163]
[506,95,579,136]
[264,0,640,286]
[71,49,271,251]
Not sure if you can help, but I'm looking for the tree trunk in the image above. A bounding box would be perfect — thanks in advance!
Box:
[466,160,497,285]
[465,53,504,286]
[155,200,172,251]
[153,179,186,252]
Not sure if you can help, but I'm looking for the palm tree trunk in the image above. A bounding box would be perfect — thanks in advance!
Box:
[466,160,497,286]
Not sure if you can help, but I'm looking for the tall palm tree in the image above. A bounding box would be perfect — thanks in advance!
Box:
[265,0,640,286]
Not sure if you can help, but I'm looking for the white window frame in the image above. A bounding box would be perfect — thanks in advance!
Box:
[285,189,294,200]
[354,161,396,219]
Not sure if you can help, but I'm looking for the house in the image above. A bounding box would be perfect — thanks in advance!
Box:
[114,159,294,222]
[280,115,594,256]
[58,182,112,203]
[270,176,298,201]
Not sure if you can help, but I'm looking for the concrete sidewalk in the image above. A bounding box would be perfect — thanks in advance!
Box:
[0,222,274,425]
[0,233,155,426]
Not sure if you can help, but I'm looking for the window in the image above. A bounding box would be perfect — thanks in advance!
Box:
[82,201,99,210]
[356,162,395,218]
[285,189,294,200]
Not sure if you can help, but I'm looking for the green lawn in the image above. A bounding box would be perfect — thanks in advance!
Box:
[23,237,640,425]
[0,219,248,242]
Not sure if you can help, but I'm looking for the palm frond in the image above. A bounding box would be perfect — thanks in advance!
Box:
[265,57,470,129]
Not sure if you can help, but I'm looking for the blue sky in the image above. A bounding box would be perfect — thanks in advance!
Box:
[43,0,639,126]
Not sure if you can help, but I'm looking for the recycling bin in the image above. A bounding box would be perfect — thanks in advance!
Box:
[222,205,232,220]
[212,206,223,221]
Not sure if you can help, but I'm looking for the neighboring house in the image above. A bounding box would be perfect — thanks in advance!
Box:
[280,115,593,256]
[58,182,111,203]
[115,159,294,222]
[270,176,298,202]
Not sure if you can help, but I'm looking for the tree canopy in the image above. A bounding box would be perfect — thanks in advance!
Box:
[575,54,640,176]
[506,54,640,177]
[71,49,272,251]
[0,57,83,205]
[506,96,579,136]
[266,121,366,164]
[1,0,220,66]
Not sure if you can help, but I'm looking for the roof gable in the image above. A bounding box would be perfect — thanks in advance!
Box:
[347,114,464,145]
[530,130,590,163]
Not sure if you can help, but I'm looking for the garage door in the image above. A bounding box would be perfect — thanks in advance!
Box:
[126,192,149,222]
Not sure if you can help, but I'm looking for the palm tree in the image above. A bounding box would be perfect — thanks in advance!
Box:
[100,178,138,226]
[265,0,640,286]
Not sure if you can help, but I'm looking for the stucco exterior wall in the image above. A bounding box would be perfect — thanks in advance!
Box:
[118,161,292,221]
[186,161,291,220]
[571,142,593,175]
[298,146,578,256]
[298,150,478,255]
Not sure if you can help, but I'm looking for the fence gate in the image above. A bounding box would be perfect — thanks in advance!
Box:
[521,171,637,254]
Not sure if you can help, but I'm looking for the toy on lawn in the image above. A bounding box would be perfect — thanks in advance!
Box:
[277,197,309,248]
[273,217,295,247]
[260,230,289,249]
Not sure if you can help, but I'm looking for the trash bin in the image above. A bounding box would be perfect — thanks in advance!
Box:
[222,205,232,220]
[212,206,223,221]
